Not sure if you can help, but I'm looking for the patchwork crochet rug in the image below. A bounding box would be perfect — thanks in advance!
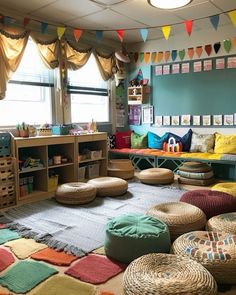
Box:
[0,182,184,256]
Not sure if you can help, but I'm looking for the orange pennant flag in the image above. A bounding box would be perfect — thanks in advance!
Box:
[164,51,170,62]
[73,28,82,42]
[187,47,194,59]
[157,51,163,62]
[151,52,157,63]
[116,30,125,42]
[228,10,236,26]
[144,52,150,63]
[57,27,66,40]
[232,37,236,48]
[161,25,171,40]
[195,46,203,58]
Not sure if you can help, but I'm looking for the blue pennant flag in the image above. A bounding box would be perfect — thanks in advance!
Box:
[171,50,177,61]
[140,28,148,42]
[4,16,15,25]
[210,15,219,30]
[96,30,103,42]
[41,22,48,34]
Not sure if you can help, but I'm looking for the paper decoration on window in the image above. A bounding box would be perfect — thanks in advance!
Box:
[196,46,203,58]
[163,65,170,75]
[140,28,148,42]
[187,48,194,59]
[192,115,201,126]
[155,116,162,126]
[163,116,170,126]
[165,51,170,62]
[193,61,202,72]
[227,56,236,68]
[128,105,141,125]
[171,116,180,126]
[116,30,125,42]
[179,49,185,61]
[172,63,180,74]
[181,63,190,74]
[202,115,211,126]
[213,42,221,54]
[181,115,191,125]
[213,115,223,126]
[171,50,177,61]
[224,39,231,53]
[203,60,212,71]
[142,106,153,124]
[155,65,163,76]
[144,52,150,63]
[224,114,234,126]
[162,26,171,40]
[210,15,219,30]
[205,44,212,56]
[184,20,193,36]
[157,52,163,62]
[216,58,225,69]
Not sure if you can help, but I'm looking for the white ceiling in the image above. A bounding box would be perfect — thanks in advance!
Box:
[0,0,235,43]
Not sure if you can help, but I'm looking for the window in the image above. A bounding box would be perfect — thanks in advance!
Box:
[68,54,110,123]
[0,38,54,126]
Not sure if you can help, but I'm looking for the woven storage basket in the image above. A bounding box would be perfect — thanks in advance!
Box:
[206,212,236,234]
[147,202,207,241]
[123,253,217,295]
[172,231,236,284]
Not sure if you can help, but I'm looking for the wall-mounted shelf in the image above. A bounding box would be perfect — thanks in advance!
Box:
[128,85,150,105]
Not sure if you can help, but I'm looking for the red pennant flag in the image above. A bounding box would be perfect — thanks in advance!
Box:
[205,44,212,56]
[116,30,125,42]
[164,51,170,62]
[23,17,30,27]
[73,29,82,42]
[134,52,139,63]
[195,46,203,58]
[187,48,194,59]
[185,20,193,36]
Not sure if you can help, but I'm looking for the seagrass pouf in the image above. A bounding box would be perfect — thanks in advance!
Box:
[137,168,174,185]
[206,212,236,234]
[104,213,171,264]
[211,182,236,197]
[55,182,96,205]
[147,202,207,241]
[107,159,134,180]
[172,231,236,284]
[180,189,236,219]
[87,176,128,197]
[123,253,217,295]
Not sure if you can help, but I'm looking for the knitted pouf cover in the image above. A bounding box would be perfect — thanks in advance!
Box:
[206,212,236,234]
[147,202,207,241]
[123,253,217,295]
[172,231,236,284]
[211,182,236,197]
[137,168,174,185]
[180,189,236,219]
[104,213,171,263]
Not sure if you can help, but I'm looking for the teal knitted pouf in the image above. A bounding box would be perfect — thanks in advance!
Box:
[104,213,171,264]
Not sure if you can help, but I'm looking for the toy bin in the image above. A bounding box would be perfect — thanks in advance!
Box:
[0,132,11,156]
[48,175,59,192]
[78,166,86,181]
[86,163,100,179]
[0,183,15,209]
[0,157,14,185]
[52,125,71,135]
[90,150,102,160]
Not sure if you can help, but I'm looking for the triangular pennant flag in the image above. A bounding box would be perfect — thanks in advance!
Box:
[73,29,82,42]
[136,69,143,81]
[196,46,203,58]
[179,49,185,60]
[164,51,170,62]
[4,16,15,25]
[171,50,177,61]
[157,51,163,62]
[151,52,157,63]
[140,28,148,42]
[144,52,150,63]
[139,52,144,63]
[232,37,236,48]
[57,27,66,40]
[213,42,221,54]
[161,25,171,40]
[96,30,103,42]
[184,20,193,36]
[228,10,236,27]
[205,44,212,56]
[116,30,124,42]
[224,39,231,53]
[23,17,30,27]
[41,22,48,34]
[210,15,219,30]
[187,47,194,59]
[134,52,139,63]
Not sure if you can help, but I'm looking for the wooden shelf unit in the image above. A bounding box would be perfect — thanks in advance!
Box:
[128,85,150,105]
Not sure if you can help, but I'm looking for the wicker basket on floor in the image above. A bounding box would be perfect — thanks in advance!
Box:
[206,212,236,234]
[123,253,217,295]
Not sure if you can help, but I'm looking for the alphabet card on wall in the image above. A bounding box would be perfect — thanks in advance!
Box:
[216,58,225,69]
[194,61,202,72]
[181,63,190,74]
[192,115,201,126]
[172,63,180,74]
[181,114,191,125]
[224,114,234,126]
[202,115,211,126]
[213,115,223,126]
[227,57,236,68]
[203,60,212,71]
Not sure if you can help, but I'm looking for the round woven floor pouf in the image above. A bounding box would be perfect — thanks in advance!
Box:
[108,159,134,180]
[211,182,236,197]
[123,253,217,295]
[206,212,236,234]
[55,182,96,205]
[137,168,174,185]
[147,202,207,241]
[87,176,128,197]
[172,231,236,284]
[104,213,171,263]
[180,189,236,219]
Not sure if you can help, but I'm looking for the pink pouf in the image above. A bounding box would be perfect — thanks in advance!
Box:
[180,189,236,219]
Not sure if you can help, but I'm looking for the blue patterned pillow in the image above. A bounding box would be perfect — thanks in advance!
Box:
[168,129,192,151]
[148,132,169,149]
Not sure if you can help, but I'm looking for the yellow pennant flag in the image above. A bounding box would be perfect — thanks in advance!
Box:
[57,27,66,40]
[161,25,171,40]
[228,10,236,26]
[151,52,157,63]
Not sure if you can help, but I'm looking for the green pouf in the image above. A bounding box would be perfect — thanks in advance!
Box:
[104,213,171,264]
